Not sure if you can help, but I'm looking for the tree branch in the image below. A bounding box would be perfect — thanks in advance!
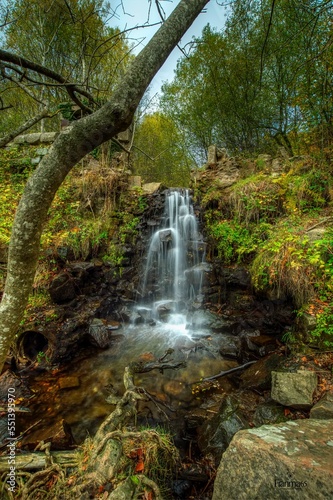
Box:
[200,360,257,382]
[0,49,96,107]
[0,108,53,148]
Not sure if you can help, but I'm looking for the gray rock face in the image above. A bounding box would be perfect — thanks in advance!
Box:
[271,370,317,409]
[212,419,333,500]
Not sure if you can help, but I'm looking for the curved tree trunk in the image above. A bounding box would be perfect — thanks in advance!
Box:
[0,0,210,372]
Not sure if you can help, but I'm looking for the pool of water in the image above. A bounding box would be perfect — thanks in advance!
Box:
[20,320,237,443]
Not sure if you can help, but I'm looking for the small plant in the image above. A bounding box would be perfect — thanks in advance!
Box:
[36,351,50,364]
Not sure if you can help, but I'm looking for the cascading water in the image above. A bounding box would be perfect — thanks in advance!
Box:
[135,189,206,333]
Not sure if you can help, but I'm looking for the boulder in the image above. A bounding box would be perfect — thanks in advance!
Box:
[271,157,284,177]
[215,163,240,188]
[198,395,248,464]
[142,182,162,194]
[253,402,288,426]
[310,391,333,419]
[212,419,333,500]
[88,318,112,348]
[188,310,225,330]
[240,353,282,390]
[271,370,317,409]
[256,154,272,169]
[207,144,217,164]
[218,335,241,359]
[49,272,76,303]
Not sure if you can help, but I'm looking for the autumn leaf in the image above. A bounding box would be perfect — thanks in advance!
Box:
[135,460,144,473]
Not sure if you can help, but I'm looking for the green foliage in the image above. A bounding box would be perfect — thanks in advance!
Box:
[251,222,333,307]
[279,167,330,214]
[133,111,192,184]
[311,306,333,349]
[0,146,36,246]
[229,175,284,224]
[205,211,271,264]
[161,0,333,157]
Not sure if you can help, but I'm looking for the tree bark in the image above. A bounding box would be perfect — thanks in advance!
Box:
[0,0,210,371]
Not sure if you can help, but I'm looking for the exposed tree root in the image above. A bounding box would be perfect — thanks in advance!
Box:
[9,355,184,499]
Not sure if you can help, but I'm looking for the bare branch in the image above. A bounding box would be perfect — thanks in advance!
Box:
[259,0,276,87]
[0,49,96,105]
[0,108,53,148]
[199,360,257,382]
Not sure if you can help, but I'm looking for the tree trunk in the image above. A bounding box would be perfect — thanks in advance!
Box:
[0,0,210,372]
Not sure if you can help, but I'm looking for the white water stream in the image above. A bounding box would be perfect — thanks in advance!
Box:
[135,189,206,332]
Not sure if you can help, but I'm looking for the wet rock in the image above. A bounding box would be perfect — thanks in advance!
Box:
[240,353,283,391]
[253,402,288,426]
[88,318,112,348]
[212,419,333,500]
[184,408,208,428]
[49,271,76,303]
[245,334,278,357]
[58,376,80,390]
[221,267,251,288]
[21,419,75,450]
[218,335,241,359]
[198,395,249,464]
[310,391,333,419]
[188,310,225,330]
[172,479,191,498]
[0,370,32,401]
[271,369,317,409]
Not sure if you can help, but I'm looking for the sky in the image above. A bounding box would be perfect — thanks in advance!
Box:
[110,0,227,97]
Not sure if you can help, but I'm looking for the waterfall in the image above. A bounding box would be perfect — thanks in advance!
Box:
[136,189,206,330]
